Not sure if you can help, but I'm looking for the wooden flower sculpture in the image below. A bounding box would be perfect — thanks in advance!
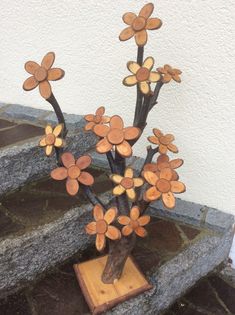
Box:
[110,167,144,201]
[84,106,110,131]
[123,57,161,94]
[50,152,94,196]
[93,115,140,157]
[118,206,150,237]
[85,204,121,251]
[148,128,178,154]
[23,52,64,99]
[157,64,182,83]
[39,124,64,156]
[119,3,162,46]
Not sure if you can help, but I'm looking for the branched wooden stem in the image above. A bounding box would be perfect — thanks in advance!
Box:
[82,186,106,209]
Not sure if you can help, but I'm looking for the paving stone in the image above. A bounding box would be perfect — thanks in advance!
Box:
[0,124,44,148]
[45,112,84,129]
[0,119,16,129]
[0,206,24,239]
[2,104,49,122]
[179,224,201,240]
[0,292,31,315]
[132,244,161,272]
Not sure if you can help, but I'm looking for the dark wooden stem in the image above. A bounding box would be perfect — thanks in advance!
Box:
[134,47,144,126]
[82,186,106,209]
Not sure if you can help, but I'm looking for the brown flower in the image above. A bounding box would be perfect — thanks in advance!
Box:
[39,124,64,156]
[119,3,162,47]
[118,206,150,237]
[23,52,64,99]
[85,204,121,251]
[84,106,110,131]
[50,152,94,196]
[143,168,186,209]
[143,154,183,181]
[93,115,140,158]
[123,57,160,94]
[148,129,178,154]
[157,65,182,83]
[110,167,144,201]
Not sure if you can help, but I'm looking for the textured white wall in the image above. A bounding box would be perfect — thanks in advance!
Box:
[0,0,234,215]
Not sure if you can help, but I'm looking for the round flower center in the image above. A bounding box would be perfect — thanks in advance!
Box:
[34,67,48,82]
[45,133,55,145]
[68,165,81,179]
[94,115,102,123]
[160,136,170,145]
[132,16,146,31]
[158,162,170,171]
[121,177,134,189]
[107,128,124,145]
[96,220,108,234]
[130,220,139,229]
[156,179,171,193]
[136,67,150,82]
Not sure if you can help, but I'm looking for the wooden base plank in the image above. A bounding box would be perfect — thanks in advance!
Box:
[74,255,152,314]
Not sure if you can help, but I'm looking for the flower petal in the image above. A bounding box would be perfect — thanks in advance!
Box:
[144,186,161,201]
[157,154,169,164]
[139,81,150,94]
[143,163,158,172]
[45,145,53,156]
[96,138,113,154]
[133,177,144,187]
[124,126,140,140]
[135,29,148,47]
[149,71,161,82]
[96,106,105,116]
[162,192,175,209]
[110,115,124,130]
[130,206,140,220]
[135,226,147,238]
[148,136,159,145]
[146,18,162,30]
[171,170,179,181]
[39,81,52,99]
[127,61,140,74]
[160,168,172,180]
[118,215,131,225]
[153,128,163,138]
[123,75,138,86]
[93,204,104,221]
[39,137,46,147]
[23,76,38,91]
[85,221,97,235]
[101,116,110,123]
[139,3,154,19]
[143,57,154,71]
[138,215,151,226]
[123,12,137,25]
[66,178,79,196]
[104,207,117,224]
[124,167,133,178]
[93,124,109,137]
[45,125,53,135]
[78,171,94,186]
[116,140,132,158]
[96,233,106,251]
[171,181,186,193]
[61,152,75,168]
[110,174,123,184]
[47,68,64,81]
[159,144,168,154]
[170,158,184,169]
[162,74,172,83]
[84,121,95,131]
[168,143,179,153]
[41,52,55,70]
[84,114,95,122]
[122,225,133,236]
[51,167,68,180]
[161,134,175,145]
[76,155,92,170]
[106,226,121,240]
[113,184,125,196]
[119,26,135,41]
[126,188,136,201]
[53,123,63,136]
[25,61,40,74]
[143,171,158,185]
[172,74,181,83]
[54,137,63,148]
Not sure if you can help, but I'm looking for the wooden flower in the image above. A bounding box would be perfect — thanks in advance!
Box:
[50,152,94,196]
[39,124,64,156]
[143,154,183,181]
[143,168,186,209]
[84,106,110,131]
[110,167,144,201]
[157,65,182,83]
[93,115,140,158]
[119,3,162,47]
[123,57,160,94]
[23,52,64,99]
[148,129,178,154]
[118,206,150,237]
[85,204,121,251]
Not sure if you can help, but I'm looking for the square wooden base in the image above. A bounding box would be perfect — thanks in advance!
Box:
[74,255,152,315]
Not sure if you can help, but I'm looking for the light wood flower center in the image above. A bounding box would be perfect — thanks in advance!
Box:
[132,17,146,31]
[94,115,102,123]
[34,67,48,82]
[121,177,134,189]
[130,220,139,229]
[156,179,171,193]
[107,129,124,144]
[68,165,81,179]
[158,162,170,171]
[136,67,150,82]
[160,136,170,145]
[45,133,55,145]
[96,220,108,234]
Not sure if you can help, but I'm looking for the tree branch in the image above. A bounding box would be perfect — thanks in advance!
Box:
[82,185,107,209]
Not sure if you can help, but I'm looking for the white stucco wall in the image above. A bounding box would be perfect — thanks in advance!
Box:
[0,0,234,216]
